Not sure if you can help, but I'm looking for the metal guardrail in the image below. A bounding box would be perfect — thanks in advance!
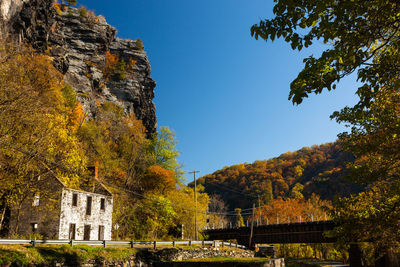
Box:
[0,239,247,249]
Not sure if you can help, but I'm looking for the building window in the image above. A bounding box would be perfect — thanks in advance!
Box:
[86,196,92,215]
[31,223,38,233]
[100,198,105,211]
[32,194,40,207]
[72,193,78,207]
[98,225,104,240]
[84,225,91,240]
[69,224,76,240]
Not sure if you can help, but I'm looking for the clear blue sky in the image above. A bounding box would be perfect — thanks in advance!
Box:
[79,0,359,182]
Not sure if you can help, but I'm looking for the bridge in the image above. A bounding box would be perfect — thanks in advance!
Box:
[204,220,336,247]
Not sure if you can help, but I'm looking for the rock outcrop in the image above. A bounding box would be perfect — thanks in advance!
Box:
[1,0,156,134]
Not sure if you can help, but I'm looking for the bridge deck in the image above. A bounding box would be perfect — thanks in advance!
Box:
[204,220,336,246]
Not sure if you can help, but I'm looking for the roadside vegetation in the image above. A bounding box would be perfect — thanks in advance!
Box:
[0,245,137,266]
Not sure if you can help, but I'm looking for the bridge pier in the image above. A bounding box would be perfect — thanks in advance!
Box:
[348,244,366,267]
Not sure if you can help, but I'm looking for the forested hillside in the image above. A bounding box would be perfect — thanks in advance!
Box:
[196,142,362,210]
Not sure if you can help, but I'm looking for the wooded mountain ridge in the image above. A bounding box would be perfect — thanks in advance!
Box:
[195,142,362,210]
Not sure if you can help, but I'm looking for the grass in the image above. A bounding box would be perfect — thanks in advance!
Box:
[0,245,137,266]
[180,256,270,262]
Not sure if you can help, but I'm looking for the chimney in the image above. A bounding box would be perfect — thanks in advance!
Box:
[94,164,98,180]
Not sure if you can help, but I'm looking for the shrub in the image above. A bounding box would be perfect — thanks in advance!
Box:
[127,58,137,75]
[79,7,87,18]
[53,3,63,15]
[103,52,128,81]
[67,0,77,6]
[135,39,144,51]
[114,59,126,81]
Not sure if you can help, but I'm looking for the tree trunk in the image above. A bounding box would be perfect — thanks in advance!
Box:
[0,206,6,231]
[375,249,400,267]
[13,201,23,235]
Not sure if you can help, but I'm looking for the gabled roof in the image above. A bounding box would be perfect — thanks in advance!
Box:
[48,171,112,197]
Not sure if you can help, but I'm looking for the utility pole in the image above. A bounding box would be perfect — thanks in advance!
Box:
[189,170,200,240]
[258,195,262,225]
[249,203,255,248]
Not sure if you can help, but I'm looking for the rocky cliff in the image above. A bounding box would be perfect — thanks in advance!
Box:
[0,0,156,134]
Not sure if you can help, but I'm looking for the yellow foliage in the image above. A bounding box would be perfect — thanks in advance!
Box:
[0,43,87,206]
[167,187,209,240]
[53,3,63,15]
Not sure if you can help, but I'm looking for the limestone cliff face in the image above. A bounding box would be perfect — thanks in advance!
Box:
[1,0,156,134]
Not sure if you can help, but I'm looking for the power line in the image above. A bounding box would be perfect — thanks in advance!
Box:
[0,140,251,217]
[205,181,258,199]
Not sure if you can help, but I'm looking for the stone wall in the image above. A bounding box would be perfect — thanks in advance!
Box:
[8,176,64,238]
[154,259,285,267]
[59,188,113,240]
[21,248,284,267]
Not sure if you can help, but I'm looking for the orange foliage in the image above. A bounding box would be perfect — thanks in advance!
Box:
[143,165,176,194]
[127,58,137,75]
[104,51,136,81]
[104,51,119,81]
[257,194,332,224]
[69,102,85,132]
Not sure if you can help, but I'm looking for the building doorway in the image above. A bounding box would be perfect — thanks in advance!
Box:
[69,224,76,240]
[83,225,91,240]
[98,225,104,240]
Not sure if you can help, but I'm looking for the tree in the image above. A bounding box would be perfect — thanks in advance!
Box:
[208,194,229,229]
[260,195,330,224]
[329,86,400,255]
[234,208,245,227]
[251,0,400,256]
[0,43,86,232]
[113,193,176,240]
[197,142,353,210]
[290,183,304,199]
[152,127,184,183]
[167,186,209,240]
[251,1,400,108]
[334,87,400,185]
[329,182,400,256]
[142,165,176,195]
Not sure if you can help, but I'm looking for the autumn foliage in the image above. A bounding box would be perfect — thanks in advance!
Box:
[197,142,359,210]
[0,43,87,231]
[143,165,176,194]
[258,194,331,224]
[104,52,136,81]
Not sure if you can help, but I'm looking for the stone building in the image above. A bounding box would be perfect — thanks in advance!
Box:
[9,172,113,240]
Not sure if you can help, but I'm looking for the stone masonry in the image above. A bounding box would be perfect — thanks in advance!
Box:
[59,188,113,240]
[9,175,113,240]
